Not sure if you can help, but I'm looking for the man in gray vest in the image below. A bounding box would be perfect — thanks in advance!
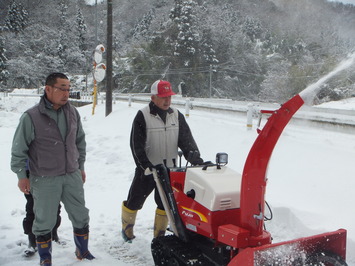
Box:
[121,80,205,242]
[11,73,94,266]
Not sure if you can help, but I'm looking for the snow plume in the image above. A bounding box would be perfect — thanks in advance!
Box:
[300,52,355,105]
[254,243,307,265]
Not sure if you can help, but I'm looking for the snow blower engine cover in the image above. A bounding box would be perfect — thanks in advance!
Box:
[183,166,242,211]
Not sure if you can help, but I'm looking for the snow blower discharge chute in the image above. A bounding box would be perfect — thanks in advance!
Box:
[148,92,347,266]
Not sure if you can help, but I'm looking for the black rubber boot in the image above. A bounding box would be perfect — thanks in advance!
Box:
[73,226,95,260]
[51,230,59,243]
[28,233,36,249]
[23,233,37,257]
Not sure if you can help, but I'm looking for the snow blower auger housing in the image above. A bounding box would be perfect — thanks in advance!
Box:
[150,94,347,266]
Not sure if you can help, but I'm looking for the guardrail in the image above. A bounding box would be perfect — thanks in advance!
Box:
[3,92,354,133]
[112,93,355,133]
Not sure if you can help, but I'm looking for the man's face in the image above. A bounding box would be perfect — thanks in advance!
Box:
[45,78,70,110]
[151,95,172,110]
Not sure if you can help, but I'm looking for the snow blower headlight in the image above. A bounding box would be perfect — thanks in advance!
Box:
[216,152,228,165]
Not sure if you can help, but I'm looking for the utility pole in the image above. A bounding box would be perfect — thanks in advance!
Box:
[209,65,212,98]
[95,0,98,45]
[105,0,113,116]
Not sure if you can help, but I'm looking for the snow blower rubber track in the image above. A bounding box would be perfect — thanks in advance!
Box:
[151,235,214,265]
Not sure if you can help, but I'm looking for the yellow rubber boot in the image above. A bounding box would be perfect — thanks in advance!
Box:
[121,201,137,242]
[153,208,168,238]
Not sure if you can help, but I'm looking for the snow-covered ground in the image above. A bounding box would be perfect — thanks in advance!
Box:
[1,93,355,265]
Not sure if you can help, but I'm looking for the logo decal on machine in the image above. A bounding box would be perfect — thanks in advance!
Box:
[181,206,208,222]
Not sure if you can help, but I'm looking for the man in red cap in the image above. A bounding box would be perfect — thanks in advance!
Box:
[121,80,204,242]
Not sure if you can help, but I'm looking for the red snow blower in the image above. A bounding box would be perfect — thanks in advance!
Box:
[150,93,347,265]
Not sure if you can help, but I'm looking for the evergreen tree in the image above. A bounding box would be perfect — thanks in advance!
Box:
[132,9,155,40]
[170,0,183,20]
[0,38,9,88]
[4,0,28,35]
[200,29,218,66]
[58,0,70,62]
[243,16,263,42]
[171,0,200,67]
[76,8,87,52]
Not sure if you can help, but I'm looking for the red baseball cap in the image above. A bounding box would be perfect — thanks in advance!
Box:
[151,80,176,97]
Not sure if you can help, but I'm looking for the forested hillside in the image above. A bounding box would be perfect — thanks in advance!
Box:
[1,0,355,103]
